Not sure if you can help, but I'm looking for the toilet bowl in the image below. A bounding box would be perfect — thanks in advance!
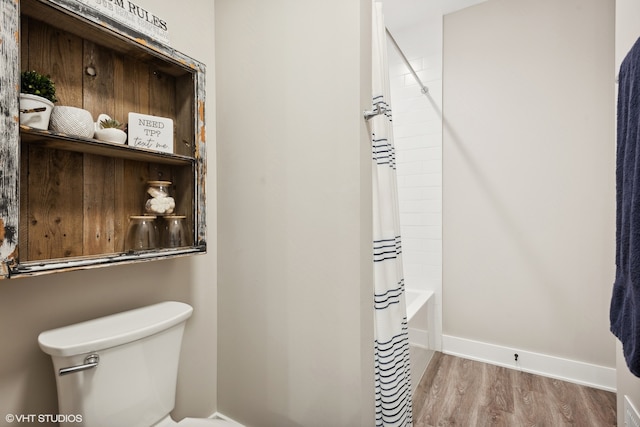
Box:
[156,416,235,426]
[38,302,228,427]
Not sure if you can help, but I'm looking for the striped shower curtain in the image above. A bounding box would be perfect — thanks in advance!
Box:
[371,3,412,426]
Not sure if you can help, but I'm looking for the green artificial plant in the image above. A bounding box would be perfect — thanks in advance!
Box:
[99,118,123,129]
[21,70,58,103]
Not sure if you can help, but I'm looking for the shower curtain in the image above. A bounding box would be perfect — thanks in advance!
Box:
[371,3,412,426]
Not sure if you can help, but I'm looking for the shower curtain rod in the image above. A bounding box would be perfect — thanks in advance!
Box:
[385,27,429,96]
[364,27,429,121]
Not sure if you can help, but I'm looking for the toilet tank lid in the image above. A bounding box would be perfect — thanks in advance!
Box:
[38,301,193,357]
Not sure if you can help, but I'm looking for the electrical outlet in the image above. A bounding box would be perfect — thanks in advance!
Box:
[625,395,640,427]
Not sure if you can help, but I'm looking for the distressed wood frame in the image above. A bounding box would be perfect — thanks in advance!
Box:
[0,0,207,279]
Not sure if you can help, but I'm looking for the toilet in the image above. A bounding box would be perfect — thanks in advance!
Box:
[38,301,229,427]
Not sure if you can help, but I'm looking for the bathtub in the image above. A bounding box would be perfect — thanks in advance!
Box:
[405,289,433,347]
[406,289,433,323]
[405,289,435,393]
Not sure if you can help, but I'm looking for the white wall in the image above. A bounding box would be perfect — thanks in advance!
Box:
[442,0,616,386]
[615,0,640,422]
[0,0,217,422]
[215,1,374,426]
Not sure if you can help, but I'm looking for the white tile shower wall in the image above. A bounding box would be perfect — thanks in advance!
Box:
[387,18,443,350]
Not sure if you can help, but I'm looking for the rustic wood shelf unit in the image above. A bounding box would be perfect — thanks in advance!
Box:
[0,0,207,278]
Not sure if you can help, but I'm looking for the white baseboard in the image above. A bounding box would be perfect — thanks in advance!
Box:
[442,335,616,392]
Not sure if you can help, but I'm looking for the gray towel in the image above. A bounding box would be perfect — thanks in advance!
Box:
[611,37,640,377]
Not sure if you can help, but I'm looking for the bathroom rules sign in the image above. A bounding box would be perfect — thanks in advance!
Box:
[71,0,171,46]
[128,113,174,154]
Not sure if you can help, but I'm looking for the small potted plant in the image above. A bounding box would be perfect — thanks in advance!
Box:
[94,114,127,144]
[20,70,57,130]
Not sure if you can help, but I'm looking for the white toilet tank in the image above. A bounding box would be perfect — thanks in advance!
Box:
[38,301,193,427]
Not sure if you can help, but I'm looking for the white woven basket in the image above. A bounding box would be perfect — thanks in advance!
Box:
[49,106,94,138]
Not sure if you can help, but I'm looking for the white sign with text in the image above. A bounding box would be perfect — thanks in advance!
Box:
[73,0,171,46]
[128,112,173,154]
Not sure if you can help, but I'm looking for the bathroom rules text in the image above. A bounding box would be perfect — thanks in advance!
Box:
[73,0,171,46]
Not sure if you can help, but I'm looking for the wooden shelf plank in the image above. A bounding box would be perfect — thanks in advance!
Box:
[10,245,207,278]
[21,127,194,166]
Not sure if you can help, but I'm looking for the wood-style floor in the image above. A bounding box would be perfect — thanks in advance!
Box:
[412,352,617,426]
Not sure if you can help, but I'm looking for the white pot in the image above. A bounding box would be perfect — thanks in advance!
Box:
[19,93,54,130]
[49,106,94,138]
[94,113,127,144]
[95,127,127,144]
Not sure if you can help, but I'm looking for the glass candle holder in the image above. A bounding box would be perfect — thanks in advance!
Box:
[161,215,191,248]
[125,215,158,251]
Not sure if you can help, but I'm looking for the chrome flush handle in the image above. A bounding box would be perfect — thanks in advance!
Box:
[58,353,100,376]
